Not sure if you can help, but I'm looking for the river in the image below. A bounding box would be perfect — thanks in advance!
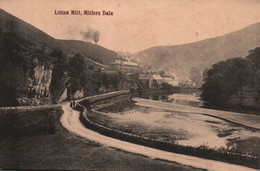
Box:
[97,92,260,156]
[138,91,202,107]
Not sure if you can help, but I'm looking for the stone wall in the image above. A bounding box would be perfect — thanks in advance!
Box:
[78,90,130,105]
[91,94,130,110]
[0,104,63,137]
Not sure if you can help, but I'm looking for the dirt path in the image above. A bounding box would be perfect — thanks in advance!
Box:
[133,98,260,130]
[60,102,257,171]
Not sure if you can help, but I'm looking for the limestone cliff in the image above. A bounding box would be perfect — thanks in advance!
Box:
[16,63,54,106]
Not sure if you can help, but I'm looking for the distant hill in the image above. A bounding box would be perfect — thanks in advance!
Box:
[135,22,260,79]
[0,9,117,65]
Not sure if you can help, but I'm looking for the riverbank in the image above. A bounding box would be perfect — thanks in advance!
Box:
[203,103,260,116]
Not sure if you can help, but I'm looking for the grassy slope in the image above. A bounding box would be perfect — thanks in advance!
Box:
[58,40,117,64]
[0,106,201,170]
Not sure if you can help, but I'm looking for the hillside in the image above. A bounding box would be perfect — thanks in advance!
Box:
[135,22,260,79]
[0,9,117,106]
[57,40,117,64]
[0,9,117,65]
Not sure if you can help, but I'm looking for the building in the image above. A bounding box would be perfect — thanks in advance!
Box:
[110,60,141,73]
[162,77,179,86]
[152,74,164,85]
[139,73,153,88]
[179,79,196,87]
[110,60,122,70]
[139,73,164,88]
[162,72,179,86]
[93,61,109,70]
[163,77,173,85]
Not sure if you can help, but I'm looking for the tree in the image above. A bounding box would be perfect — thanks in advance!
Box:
[202,68,208,81]
[246,47,260,70]
[200,57,254,107]
[189,67,202,87]
[68,53,90,93]
[49,48,68,96]
[246,47,260,88]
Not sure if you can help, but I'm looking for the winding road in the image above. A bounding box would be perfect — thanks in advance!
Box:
[60,102,257,171]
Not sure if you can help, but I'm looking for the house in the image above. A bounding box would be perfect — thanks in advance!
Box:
[110,60,122,70]
[163,77,174,85]
[110,59,140,73]
[163,77,179,86]
[139,73,153,88]
[139,73,167,88]
[93,61,109,70]
[123,61,140,73]
[179,79,196,87]
[162,72,179,86]
[152,74,164,85]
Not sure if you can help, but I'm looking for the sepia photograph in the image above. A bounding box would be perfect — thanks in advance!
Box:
[0,0,260,170]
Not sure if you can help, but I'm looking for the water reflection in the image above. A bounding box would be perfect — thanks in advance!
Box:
[140,93,174,103]
[138,92,201,107]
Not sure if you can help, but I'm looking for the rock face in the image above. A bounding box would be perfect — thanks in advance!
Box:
[32,65,52,97]
[16,63,53,106]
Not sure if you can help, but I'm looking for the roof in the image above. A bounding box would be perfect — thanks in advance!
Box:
[93,61,109,68]
[110,60,121,65]
[179,79,194,84]
[110,60,139,66]
[185,79,193,83]
[152,74,163,80]
[123,61,139,66]
[163,77,173,81]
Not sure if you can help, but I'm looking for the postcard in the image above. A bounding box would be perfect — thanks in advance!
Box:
[0,0,259,170]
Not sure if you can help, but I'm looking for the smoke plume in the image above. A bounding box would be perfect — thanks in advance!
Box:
[80,28,100,44]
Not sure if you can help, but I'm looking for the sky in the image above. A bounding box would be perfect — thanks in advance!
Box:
[1,0,260,53]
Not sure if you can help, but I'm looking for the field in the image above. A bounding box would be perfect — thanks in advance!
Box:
[0,107,202,170]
